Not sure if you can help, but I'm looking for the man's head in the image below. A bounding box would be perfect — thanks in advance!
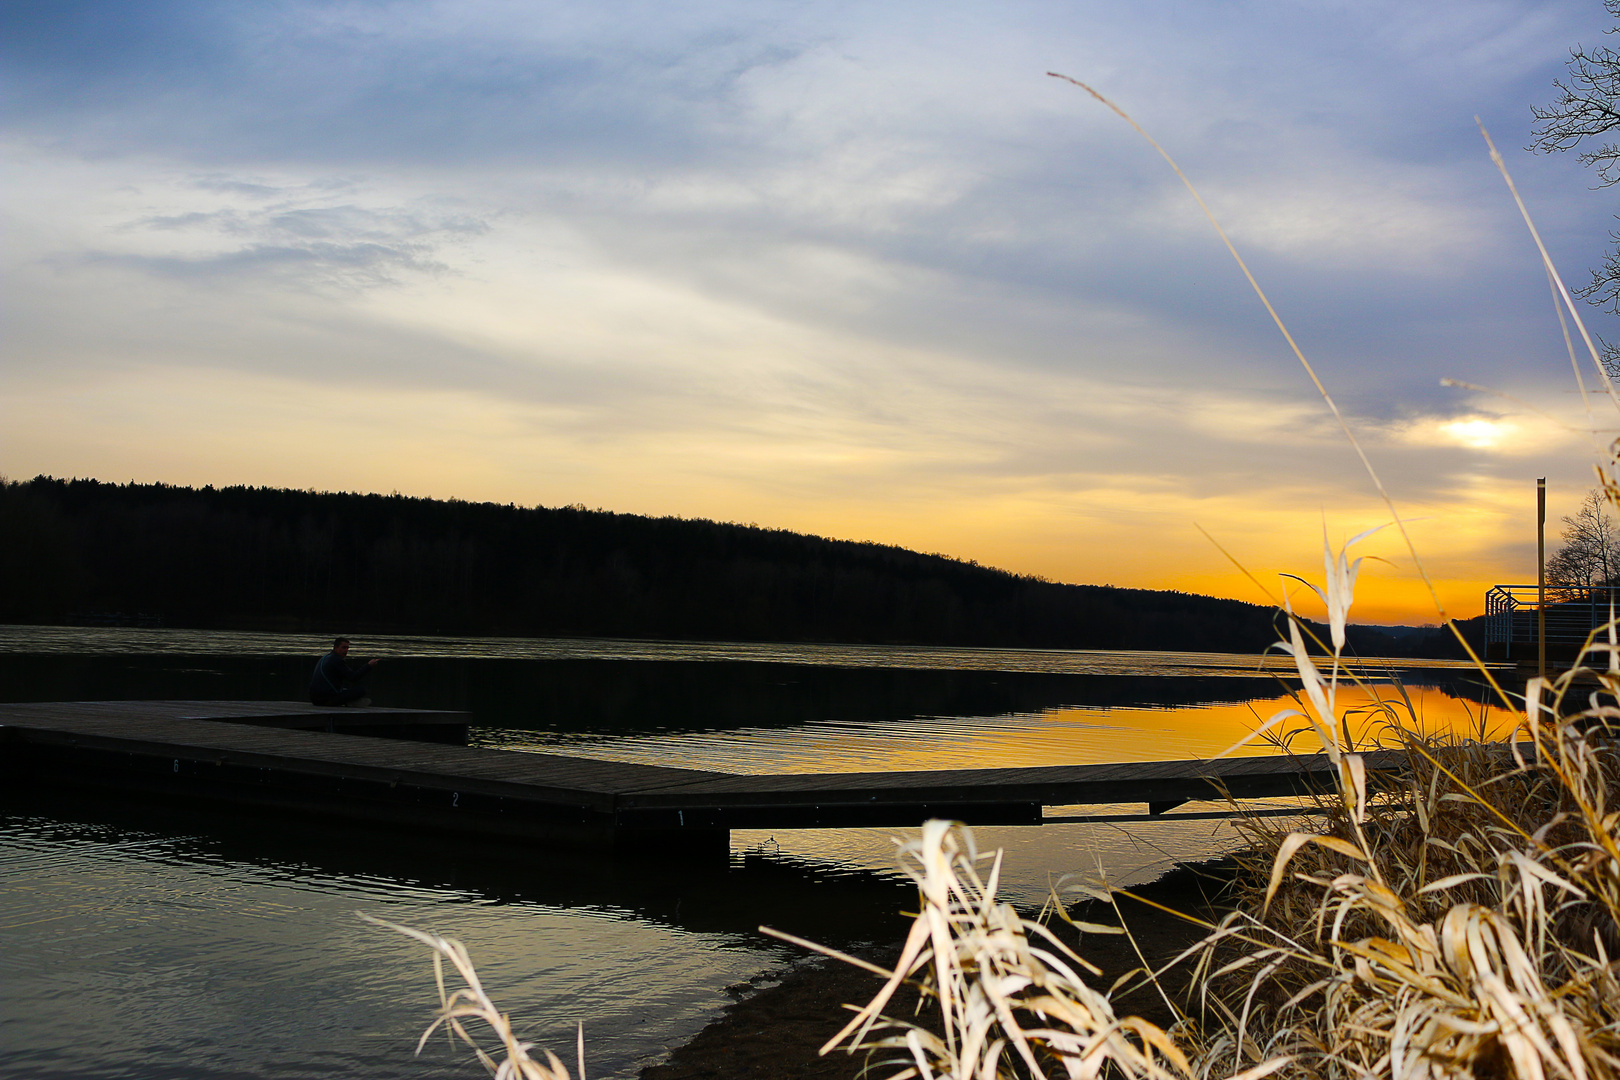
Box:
[333,636,351,656]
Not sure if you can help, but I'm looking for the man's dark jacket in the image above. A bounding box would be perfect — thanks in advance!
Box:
[308,651,370,699]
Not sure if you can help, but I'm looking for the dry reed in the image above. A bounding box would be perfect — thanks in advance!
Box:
[361,913,586,1080]
[777,555,1620,1080]
[1176,599,1620,1080]
[766,819,1205,1080]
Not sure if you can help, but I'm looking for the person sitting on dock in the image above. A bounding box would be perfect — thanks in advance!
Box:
[309,637,378,706]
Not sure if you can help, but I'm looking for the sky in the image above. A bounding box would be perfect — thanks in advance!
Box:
[4,0,1620,625]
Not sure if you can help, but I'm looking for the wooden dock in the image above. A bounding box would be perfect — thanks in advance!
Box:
[0,700,1403,850]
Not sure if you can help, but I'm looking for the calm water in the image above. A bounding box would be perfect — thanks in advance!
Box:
[0,626,1506,1079]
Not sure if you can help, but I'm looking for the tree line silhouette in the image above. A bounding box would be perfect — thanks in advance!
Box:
[0,476,1472,655]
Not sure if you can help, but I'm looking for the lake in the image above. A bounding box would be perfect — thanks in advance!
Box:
[0,626,1504,1079]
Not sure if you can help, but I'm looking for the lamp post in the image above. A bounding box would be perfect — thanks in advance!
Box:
[1538,477,1547,679]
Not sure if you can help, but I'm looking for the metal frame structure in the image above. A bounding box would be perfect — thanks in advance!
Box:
[1484,584,1620,658]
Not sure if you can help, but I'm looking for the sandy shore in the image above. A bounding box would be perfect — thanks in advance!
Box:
[641,861,1235,1080]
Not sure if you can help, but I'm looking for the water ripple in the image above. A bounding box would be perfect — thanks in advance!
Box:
[0,624,1483,675]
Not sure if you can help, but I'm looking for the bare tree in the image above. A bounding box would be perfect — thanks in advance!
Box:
[1547,489,1620,592]
[1531,1,1620,373]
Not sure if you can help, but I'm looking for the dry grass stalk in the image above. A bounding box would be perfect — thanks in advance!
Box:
[800,587,1620,1080]
[768,818,1208,1080]
[1180,611,1620,1080]
[361,913,585,1080]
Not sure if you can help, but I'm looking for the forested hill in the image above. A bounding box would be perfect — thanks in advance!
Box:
[0,477,1459,655]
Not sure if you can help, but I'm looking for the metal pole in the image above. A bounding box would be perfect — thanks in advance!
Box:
[1538,477,1547,679]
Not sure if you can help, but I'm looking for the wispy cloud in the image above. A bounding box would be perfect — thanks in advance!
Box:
[85,195,490,290]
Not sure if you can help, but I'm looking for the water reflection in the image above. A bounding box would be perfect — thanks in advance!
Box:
[0,789,918,1080]
[0,624,1485,674]
[0,781,1283,1080]
[482,681,1510,773]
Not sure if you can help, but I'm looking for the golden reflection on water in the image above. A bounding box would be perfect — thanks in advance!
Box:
[968,682,1514,768]
[713,684,1515,903]
[496,681,1511,775]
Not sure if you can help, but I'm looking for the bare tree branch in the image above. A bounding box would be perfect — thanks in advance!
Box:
[1531,2,1620,323]
[1548,489,1620,594]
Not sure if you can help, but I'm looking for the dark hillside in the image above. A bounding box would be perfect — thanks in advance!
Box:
[0,477,1463,654]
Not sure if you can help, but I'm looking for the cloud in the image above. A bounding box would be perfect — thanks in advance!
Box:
[3,0,1615,621]
[86,240,446,289]
[41,174,494,291]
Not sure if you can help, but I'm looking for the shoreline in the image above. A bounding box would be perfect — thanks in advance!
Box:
[641,860,1235,1080]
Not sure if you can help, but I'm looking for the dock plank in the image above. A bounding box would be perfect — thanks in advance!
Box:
[2,707,724,802]
[620,751,1397,802]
